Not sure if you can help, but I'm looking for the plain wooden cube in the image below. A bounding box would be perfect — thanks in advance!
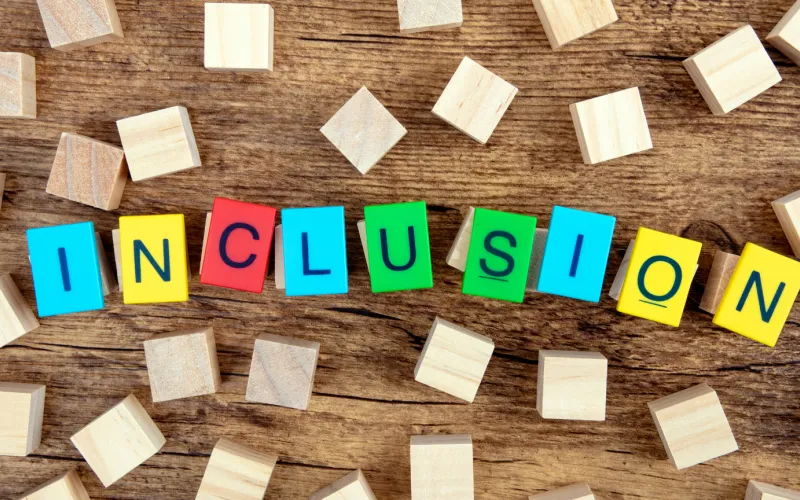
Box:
[526,228,549,292]
[95,232,117,296]
[274,224,285,290]
[533,0,617,49]
[0,382,45,457]
[144,326,221,403]
[196,437,278,500]
[356,219,371,271]
[205,3,274,71]
[683,25,781,115]
[772,190,800,258]
[198,212,213,275]
[433,56,518,144]
[111,228,123,291]
[745,480,800,500]
[768,0,800,66]
[414,317,494,403]
[570,87,652,165]
[699,250,739,314]
[0,273,40,348]
[18,468,90,500]
[116,106,201,181]
[445,206,475,272]
[36,0,123,51]
[608,239,634,301]
[410,434,474,500]
[71,394,166,487]
[648,383,738,470]
[397,0,462,33]
[320,87,407,175]
[537,350,607,421]
[245,333,320,410]
[0,53,35,119]
[309,469,377,500]
[529,483,595,500]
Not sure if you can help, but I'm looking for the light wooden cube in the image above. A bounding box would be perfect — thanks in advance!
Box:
[537,350,607,421]
[144,326,221,403]
[111,228,123,292]
[0,382,45,457]
[529,483,595,500]
[0,53,35,119]
[410,434,474,500]
[533,0,617,49]
[433,56,518,144]
[116,106,201,181]
[745,480,800,500]
[356,219,371,271]
[608,239,634,301]
[18,468,90,500]
[648,383,738,470]
[274,224,285,290]
[95,232,117,296]
[245,333,320,410]
[198,212,212,275]
[205,3,274,71]
[321,87,407,175]
[683,25,781,115]
[526,228,549,292]
[768,0,800,66]
[397,0,462,33]
[446,206,475,272]
[196,437,278,500]
[309,469,377,500]
[0,273,40,348]
[0,172,5,211]
[772,190,800,258]
[570,87,652,165]
[699,250,739,314]
[71,394,166,487]
[36,0,123,51]
[414,317,494,403]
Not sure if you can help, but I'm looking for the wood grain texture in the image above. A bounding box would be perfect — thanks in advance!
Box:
[536,350,608,421]
[0,0,798,498]
[245,333,320,410]
[768,0,800,65]
[0,383,45,457]
[18,467,90,500]
[36,0,123,51]
[196,437,277,500]
[397,0,463,34]
[528,482,595,500]
[410,434,474,499]
[204,3,274,72]
[745,480,800,500]
[0,52,36,119]
[309,469,377,500]
[699,249,739,314]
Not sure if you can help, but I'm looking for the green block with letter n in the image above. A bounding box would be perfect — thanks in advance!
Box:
[364,201,433,293]
[463,208,537,303]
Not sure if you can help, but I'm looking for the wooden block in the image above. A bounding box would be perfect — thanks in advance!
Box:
[533,0,617,49]
[772,189,800,258]
[432,56,518,144]
[699,250,739,314]
[116,106,201,181]
[245,333,320,410]
[768,1,800,66]
[321,87,407,175]
[46,132,127,211]
[537,350,607,421]
[95,232,117,296]
[570,87,652,165]
[445,206,475,272]
[0,52,35,119]
[356,219,370,271]
[683,25,781,115]
[204,3,274,71]
[18,468,90,500]
[0,382,45,457]
[144,326,221,403]
[274,224,285,290]
[745,480,800,500]
[526,228,549,292]
[71,394,166,487]
[111,228,123,292]
[196,437,278,500]
[0,273,40,348]
[309,469,377,500]
[397,0,462,33]
[199,212,212,275]
[648,383,737,470]
[529,483,595,500]
[0,172,5,211]
[410,434,474,500]
[36,0,123,51]
[608,239,634,301]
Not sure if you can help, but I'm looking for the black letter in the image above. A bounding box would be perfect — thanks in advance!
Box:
[219,222,259,269]
[380,227,416,272]
[134,239,171,283]
[302,232,331,276]
[480,230,516,278]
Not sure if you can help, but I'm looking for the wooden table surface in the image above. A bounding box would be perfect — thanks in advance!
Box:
[1,0,799,498]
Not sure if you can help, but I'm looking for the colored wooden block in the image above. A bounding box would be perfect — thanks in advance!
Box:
[529,483,595,500]
[245,333,320,410]
[414,317,494,403]
[570,87,652,165]
[95,232,117,296]
[200,198,277,293]
[321,87,407,175]
[116,106,201,181]
[71,394,165,487]
[526,228,549,292]
[768,1,800,66]
[199,212,212,275]
[46,133,127,211]
[274,224,285,290]
[196,437,278,500]
[27,221,104,317]
[533,0,617,49]
[537,350,607,421]
[356,219,371,271]
[144,326,221,403]
[683,25,781,115]
[0,274,40,348]
[0,382,45,457]
[309,469,377,500]
[608,239,634,301]
[772,190,800,258]
[281,206,348,296]
[713,243,800,347]
[0,53,35,119]
[699,250,739,314]
[745,480,800,500]
[18,468,90,500]
[397,0,462,33]
[432,56,518,144]
[463,208,537,303]
[446,206,475,272]
[0,172,5,211]
[119,214,189,304]
[617,227,702,327]
[410,434,473,500]
[36,0,123,51]
[204,3,274,71]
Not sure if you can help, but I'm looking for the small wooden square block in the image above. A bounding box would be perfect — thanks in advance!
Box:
[356,219,371,271]
[71,394,166,487]
[745,480,800,500]
[245,333,320,410]
[397,0,462,33]
[116,106,201,181]
[273,224,285,290]
[111,228,123,291]
[768,0,800,66]
[0,382,45,457]
[683,25,781,115]
[0,53,35,119]
[772,190,800,259]
[533,0,618,49]
[648,383,738,470]
[608,239,634,300]
[205,3,274,71]
[699,250,739,314]
[18,468,90,500]
[36,0,123,51]
[526,228,549,292]
[0,273,40,348]
[446,206,475,272]
[198,211,213,275]
[410,434,474,500]
[196,437,278,500]
[537,350,607,421]
[529,482,596,500]
[309,469,377,500]
[95,232,117,296]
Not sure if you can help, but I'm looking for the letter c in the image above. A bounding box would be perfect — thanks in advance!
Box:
[219,222,259,269]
